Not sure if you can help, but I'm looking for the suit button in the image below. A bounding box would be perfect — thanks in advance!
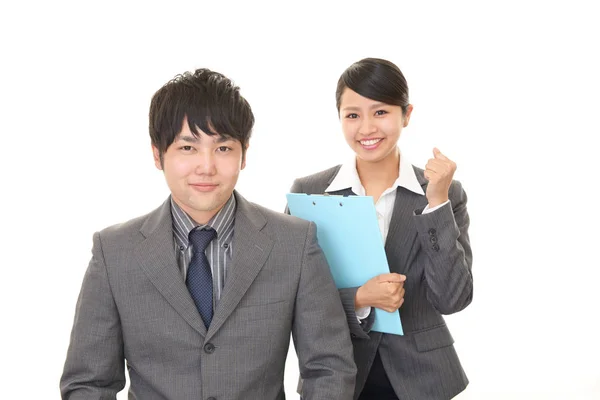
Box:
[204,343,215,354]
[433,244,440,251]
[430,236,438,243]
[351,333,357,338]
[428,228,436,235]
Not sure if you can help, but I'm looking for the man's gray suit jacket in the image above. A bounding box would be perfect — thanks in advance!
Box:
[61,191,356,400]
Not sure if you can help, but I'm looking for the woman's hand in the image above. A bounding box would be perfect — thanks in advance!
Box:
[424,148,457,208]
[355,273,406,312]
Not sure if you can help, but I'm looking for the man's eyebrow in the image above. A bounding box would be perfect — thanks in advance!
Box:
[177,135,199,143]
[176,134,234,144]
[214,135,234,143]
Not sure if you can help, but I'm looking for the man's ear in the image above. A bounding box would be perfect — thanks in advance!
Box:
[241,143,249,170]
[152,145,163,170]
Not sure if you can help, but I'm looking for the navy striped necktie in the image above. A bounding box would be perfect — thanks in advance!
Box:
[186,227,217,329]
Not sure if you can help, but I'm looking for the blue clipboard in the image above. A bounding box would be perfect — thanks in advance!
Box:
[286,193,403,335]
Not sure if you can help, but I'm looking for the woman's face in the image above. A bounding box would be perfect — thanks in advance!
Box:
[339,88,412,164]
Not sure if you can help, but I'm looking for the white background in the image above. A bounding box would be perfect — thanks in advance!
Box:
[1,1,599,399]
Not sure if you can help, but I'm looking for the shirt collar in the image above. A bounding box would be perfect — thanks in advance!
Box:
[325,150,425,196]
[170,194,236,249]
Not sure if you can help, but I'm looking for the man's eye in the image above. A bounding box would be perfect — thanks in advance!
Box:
[181,146,193,151]
[218,146,231,152]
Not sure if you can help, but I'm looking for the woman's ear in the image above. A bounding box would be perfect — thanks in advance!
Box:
[403,104,414,127]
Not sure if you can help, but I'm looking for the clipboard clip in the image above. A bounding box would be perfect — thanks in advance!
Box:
[322,193,350,197]
[304,193,346,206]
[322,193,345,207]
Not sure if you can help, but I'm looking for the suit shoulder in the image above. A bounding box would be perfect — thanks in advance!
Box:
[291,165,342,194]
[296,165,342,185]
[412,164,425,177]
[96,210,152,245]
[253,202,311,228]
[249,202,314,241]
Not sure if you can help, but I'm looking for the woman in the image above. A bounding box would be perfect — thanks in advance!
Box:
[289,58,473,400]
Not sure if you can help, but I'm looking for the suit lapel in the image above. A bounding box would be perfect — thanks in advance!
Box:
[134,198,207,336]
[385,169,429,273]
[206,191,274,340]
[385,187,427,273]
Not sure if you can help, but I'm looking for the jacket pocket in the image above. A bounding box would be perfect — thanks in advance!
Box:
[413,323,455,352]
[235,299,290,322]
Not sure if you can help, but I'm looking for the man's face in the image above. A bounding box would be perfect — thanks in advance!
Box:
[153,118,246,224]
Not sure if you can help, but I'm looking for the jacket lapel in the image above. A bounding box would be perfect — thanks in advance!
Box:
[385,187,427,273]
[385,168,428,273]
[206,191,274,341]
[134,198,207,336]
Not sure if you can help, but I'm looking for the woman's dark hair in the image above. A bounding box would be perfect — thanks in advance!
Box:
[149,68,254,162]
[336,58,410,115]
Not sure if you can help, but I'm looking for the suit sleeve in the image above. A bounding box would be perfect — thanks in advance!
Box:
[292,222,357,400]
[60,232,125,399]
[413,180,473,314]
[286,179,373,339]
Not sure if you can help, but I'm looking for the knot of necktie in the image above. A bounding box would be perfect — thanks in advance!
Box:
[189,227,217,251]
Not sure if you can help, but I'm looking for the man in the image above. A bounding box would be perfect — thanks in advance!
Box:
[60,68,356,400]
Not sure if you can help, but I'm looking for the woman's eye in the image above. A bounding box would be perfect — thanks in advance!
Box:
[375,110,388,116]
[346,113,359,119]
